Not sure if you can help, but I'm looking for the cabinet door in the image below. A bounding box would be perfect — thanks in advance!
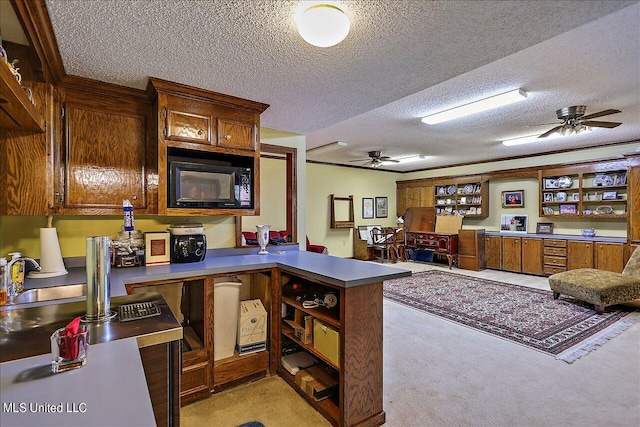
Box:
[63,104,148,210]
[629,165,640,242]
[485,236,502,269]
[217,119,256,151]
[165,109,211,144]
[567,241,594,270]
[396,185,408,217]
[595,242,624,273]
[501,237,522,272]
[522,238,543,275]
[407,187,422,209]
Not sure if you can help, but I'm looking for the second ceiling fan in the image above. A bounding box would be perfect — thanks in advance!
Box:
[349,151,400,168]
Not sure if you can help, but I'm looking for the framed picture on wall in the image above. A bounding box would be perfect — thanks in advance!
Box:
[362,198,374,219]
[502,190,524,208]
[375,197,388,218]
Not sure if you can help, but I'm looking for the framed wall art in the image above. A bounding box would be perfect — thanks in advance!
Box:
[362,197,374,219]
[500,214,528,234]
[536,222,554,234]
[502,190,524,208]
[375,197,388,218]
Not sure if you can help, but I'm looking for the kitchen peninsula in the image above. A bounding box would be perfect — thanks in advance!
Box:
[1,247,410,427]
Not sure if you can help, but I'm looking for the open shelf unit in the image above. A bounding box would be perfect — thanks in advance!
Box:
[275,271,385,427]
[434,176,489,218]
[539,161,629,218]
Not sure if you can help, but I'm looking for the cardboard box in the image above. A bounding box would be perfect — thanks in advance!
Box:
[435,215,463,234]
[282,351,318,375]
[237,299,267,355]
[313,319,340,367]
[295,365,339,401]
[284,309,313,344]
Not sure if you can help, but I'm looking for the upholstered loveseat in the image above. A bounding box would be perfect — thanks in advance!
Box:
[548,248,640,314]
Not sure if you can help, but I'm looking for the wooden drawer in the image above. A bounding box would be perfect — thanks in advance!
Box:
[544,255,567,267]
[181,361,208,393]
[544,239,567,248]
[543,247,567,257]
[544,265,567,275]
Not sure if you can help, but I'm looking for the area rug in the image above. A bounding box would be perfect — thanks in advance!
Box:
[383,270,637,363]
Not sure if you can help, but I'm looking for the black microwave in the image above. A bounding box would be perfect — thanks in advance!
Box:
[168,154,253,209]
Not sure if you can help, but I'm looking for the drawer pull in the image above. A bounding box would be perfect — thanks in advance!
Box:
[225,134,232,140]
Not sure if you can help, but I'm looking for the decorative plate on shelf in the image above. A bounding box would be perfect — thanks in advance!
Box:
[595,205,614,215]
[447,185,456,195]
[592,174,615,187]
[558,176,573,188]
[463,184,475,194]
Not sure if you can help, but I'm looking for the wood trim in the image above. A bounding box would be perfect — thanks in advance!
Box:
[235,144,298,247]
[11,0,66,84]
[60,75,150,103]
[147,77,269,114]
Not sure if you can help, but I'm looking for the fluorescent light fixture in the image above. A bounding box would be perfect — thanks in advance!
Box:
[306,140,348,153]
[396,155,427,162]
[421,89,527,125]
[296,2,350,48]
[502,128,591,146]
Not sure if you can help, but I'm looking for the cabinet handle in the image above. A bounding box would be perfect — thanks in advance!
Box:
[225,134,232,141]
[198,129,203,135]
[132,195,138,201]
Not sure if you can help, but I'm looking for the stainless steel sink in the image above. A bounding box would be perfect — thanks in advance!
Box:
[9,284,86,305]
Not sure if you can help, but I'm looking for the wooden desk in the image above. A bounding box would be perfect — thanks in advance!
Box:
[406,231,458,269]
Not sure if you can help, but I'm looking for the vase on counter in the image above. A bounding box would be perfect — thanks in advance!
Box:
[256,225,271,255]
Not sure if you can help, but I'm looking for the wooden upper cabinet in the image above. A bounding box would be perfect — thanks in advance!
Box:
[217,119,256,151]
[396,179,434,217]
[61,103,148,211]
[628,163,640,243]
[164,109,211,145]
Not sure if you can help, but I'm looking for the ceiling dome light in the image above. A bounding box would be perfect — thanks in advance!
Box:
[296,3,350,47]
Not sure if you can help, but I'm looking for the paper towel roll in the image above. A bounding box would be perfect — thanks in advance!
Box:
[28,227,68,278]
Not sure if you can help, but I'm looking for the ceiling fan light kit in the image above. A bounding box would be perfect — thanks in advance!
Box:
[296,2,350,47]
[421,88,527,125]
[537,105,622,138]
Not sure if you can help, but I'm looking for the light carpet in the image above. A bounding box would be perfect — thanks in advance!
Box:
[383,270,637,362]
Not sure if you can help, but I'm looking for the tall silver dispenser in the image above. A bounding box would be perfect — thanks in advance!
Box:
[85,236,115,322]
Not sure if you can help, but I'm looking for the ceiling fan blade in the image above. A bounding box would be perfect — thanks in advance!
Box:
[382,159,401,163]
[538,126,563,138]
[580,109,621,120]
[582,120,622,128]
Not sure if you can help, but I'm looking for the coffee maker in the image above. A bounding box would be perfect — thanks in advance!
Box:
[169,224,207,263]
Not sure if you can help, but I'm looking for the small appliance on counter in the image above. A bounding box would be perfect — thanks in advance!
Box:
[111,228,145,268]
[169,223,207,263]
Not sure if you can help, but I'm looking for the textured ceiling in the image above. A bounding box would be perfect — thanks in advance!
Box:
[43,0,640,171]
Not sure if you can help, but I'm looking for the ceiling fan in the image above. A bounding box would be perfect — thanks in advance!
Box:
[349,151,400,168]
[538,105,622,138]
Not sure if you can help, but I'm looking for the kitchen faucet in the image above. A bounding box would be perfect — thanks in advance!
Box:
[6,257,41,298]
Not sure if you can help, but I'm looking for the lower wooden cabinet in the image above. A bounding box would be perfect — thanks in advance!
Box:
[486,235,626,276]
[139,340,181,427]
[485,235,502,269]
[501,237,522,273]
[522,238,543,275]
[567,241,594,270]
[595,242,625,272]
[458,229,486,271]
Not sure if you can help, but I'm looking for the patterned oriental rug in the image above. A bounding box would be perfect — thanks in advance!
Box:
[383,270,637,363]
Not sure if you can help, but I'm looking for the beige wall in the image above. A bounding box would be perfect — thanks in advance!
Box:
[305,163,401,258]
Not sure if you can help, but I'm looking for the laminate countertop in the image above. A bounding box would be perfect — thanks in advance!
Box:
[5,248,411,310]
[0,338,156,427]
